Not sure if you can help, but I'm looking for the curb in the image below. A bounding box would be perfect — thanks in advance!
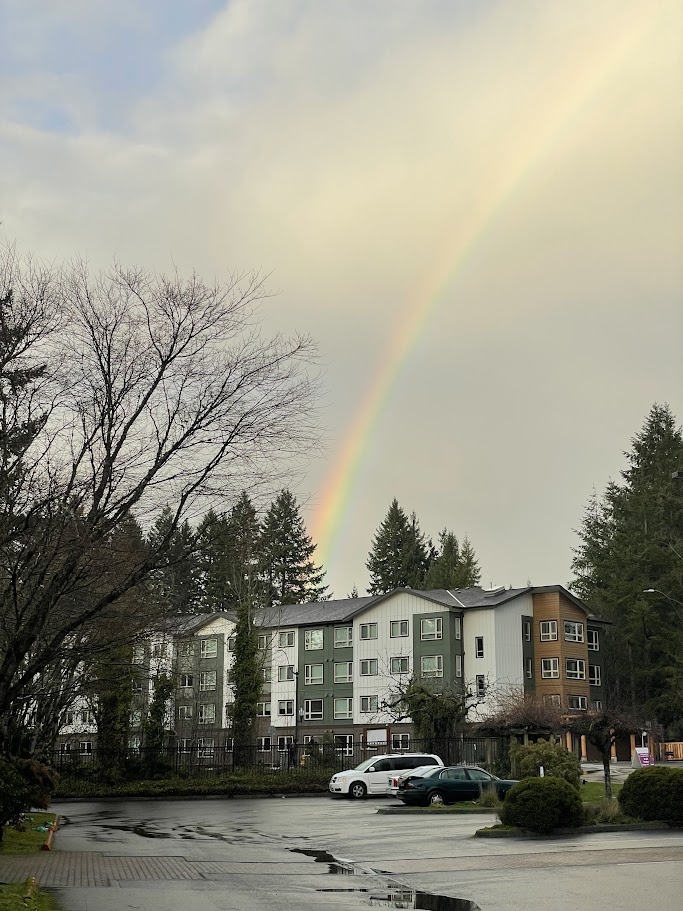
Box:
[475,821,670,838]
[22,876,37,904]
[378,806,497,815]
[53,792,332,803]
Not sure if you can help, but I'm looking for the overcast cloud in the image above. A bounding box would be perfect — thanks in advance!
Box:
[1,0,681,596]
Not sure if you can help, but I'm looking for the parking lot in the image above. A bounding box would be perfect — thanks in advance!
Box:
[1,795,682,910]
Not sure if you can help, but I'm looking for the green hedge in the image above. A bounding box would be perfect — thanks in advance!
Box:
[54,769,333,800]
[618,767,683,825]
[499,776,584,834]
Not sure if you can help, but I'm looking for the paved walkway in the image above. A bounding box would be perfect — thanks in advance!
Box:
[2,844,683,887]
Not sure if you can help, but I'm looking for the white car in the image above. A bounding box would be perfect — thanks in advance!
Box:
[386,764,443,799]
[329,753,443,799]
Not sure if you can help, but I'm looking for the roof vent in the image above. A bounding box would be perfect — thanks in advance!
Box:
[484,584,506,597]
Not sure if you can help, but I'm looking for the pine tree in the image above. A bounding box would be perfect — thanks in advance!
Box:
[453,535,481,587]
[196,509,233,612]
[229,598,262,758]
[259,490,328,606]
[366,499,429,594]
[225,492,263,609]
[147,507,201,614]
[571,404,683,736]
[424,529,460,589]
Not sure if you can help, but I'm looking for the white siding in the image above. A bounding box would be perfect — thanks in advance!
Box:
[269,627,297,729]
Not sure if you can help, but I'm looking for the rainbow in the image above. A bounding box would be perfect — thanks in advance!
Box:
[311,2,659,582]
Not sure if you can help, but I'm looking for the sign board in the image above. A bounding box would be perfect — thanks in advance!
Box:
[632,747,653,768]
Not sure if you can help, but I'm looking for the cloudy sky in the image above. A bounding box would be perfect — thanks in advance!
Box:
[1,0,682,597]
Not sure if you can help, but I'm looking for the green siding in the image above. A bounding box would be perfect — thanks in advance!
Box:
[412,611,459,684]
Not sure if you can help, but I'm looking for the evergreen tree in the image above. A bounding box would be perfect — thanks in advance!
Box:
[424,529,460,589]
[366,499,429,594]
[196,509,233,612]
[147,507,201,614]
[225,492,263,609]
[259,490,328,605]
[229,598,262,759]
[571,404,683,736]
[453,535,481,587]
[348,585,360,599]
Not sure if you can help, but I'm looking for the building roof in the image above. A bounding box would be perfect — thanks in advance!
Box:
[160,612,237,635]
[255,597,374,627]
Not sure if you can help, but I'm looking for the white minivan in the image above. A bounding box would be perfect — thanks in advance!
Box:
[329,753,443,799]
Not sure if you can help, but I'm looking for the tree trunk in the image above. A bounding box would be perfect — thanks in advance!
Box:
[602,745,613,800]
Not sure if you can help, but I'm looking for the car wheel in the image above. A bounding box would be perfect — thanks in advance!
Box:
[349,781,367,799]
[427,790,445,807]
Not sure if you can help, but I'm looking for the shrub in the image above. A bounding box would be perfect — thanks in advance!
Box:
[510,737,581,790]
[0,757,58,841]
[618,767,683,825]
[499,776,584,834]
[583,799,625,825]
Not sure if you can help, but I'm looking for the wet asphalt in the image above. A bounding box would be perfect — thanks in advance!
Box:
[48,795,683,911]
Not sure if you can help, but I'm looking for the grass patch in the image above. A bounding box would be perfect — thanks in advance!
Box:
[581,781,623,804]
[0,814,56,855]
[0,882,59,911]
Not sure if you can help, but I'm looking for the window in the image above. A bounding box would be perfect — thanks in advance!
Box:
[565,658,586,680]
[256,701,271,717]
[455,654,462,678]
[131,680,143,696]
[334,626,352,648]
[178,705,193,720]
[594,700,603,711]
[334,697,353,719]
[541,658,560,679]
[197,738,215,758]
[179,641,194,657]
[303,699,323,720]
[390,656,409,674]
[334,733,354,755]
[64,712,74,726]
[304,629,323,650]
[540,620,557,641]
[334,661,353,683]
[79,741,93,754]
[568,695,587,711]
[587,629,600,651]
[454,617,461,640]
[360,659,378,676]
[475,636,484,658]
[278,700,294,716]
[132,646,145,664]
[392,733,410,750]
[525,657,533,679]
[390,620,409,638]
[544,694,561,706]
[80,711,95,725]
[524,620,531,641]
[304,664,323,685]
[257,635,269,650]
[277,736,294,751]
[589,665,601,686]
[130,710,142,726]
[476,675,486,696]
[262,666,273,683]
[178,738,192,753]
[152,642,163,658]
[360,695,378,713]
[228,637,236,651]
[200,638,218,659]
[257,737,272,751]
[200,671,216,691]
[198,704,216,725]
[421,617,442,640]
[564,621,584,643]
[278,665,294,682]
[278,630,295,648]
[421,655,443,678]
[360,623,378,640]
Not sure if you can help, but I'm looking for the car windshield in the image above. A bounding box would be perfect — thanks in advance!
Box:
[354,757,382,772]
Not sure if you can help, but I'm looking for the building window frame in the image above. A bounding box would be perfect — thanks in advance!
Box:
[304,663,323,686]
[199,671,216,691]
[476,675,486,696]
[589,664,601,686]
[256,701,271,717]
[540,620,557,642]
[334,626,352,648]
[304,629,324,651]
[475,636,484,658]
[197,704,216,725]
[455,654,462,678]
[360,695,378,713]
[565,657,586,680]
[568,695,587,711]
[303,698,323,720]
[390,620,409,638]
[360,658,378,676]
[334,697,353,720]
[541,657,560,679]
[564,620,584,643]
[277,700,294,716]
[200,638,218,659]
[421,655,443,678]
[390,656,409,675]
[278,630,295,648]
[587,629,600,651]
[421,617,442,641]
[359,623,378,640]
[278,665,295,683]
[334,661,353,683]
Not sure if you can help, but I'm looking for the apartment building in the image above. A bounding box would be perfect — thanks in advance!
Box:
[56,585,607,754]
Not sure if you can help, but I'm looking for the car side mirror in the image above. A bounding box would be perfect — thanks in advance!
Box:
[367,766,375,773]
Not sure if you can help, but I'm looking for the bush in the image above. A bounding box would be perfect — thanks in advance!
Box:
[0,757,58,841]
[510,737,581,790]
[583,799,626,825]
[499,776,584,834]
[618,767,683,825]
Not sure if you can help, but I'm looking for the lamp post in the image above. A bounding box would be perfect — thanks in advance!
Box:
[642,589,683,622]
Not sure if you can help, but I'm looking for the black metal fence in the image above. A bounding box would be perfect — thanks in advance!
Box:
[51,736,501,781]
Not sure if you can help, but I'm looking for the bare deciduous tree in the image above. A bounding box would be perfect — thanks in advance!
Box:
[0,248,320,750]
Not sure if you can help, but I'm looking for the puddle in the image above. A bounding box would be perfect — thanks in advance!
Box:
[290,848,480,909]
